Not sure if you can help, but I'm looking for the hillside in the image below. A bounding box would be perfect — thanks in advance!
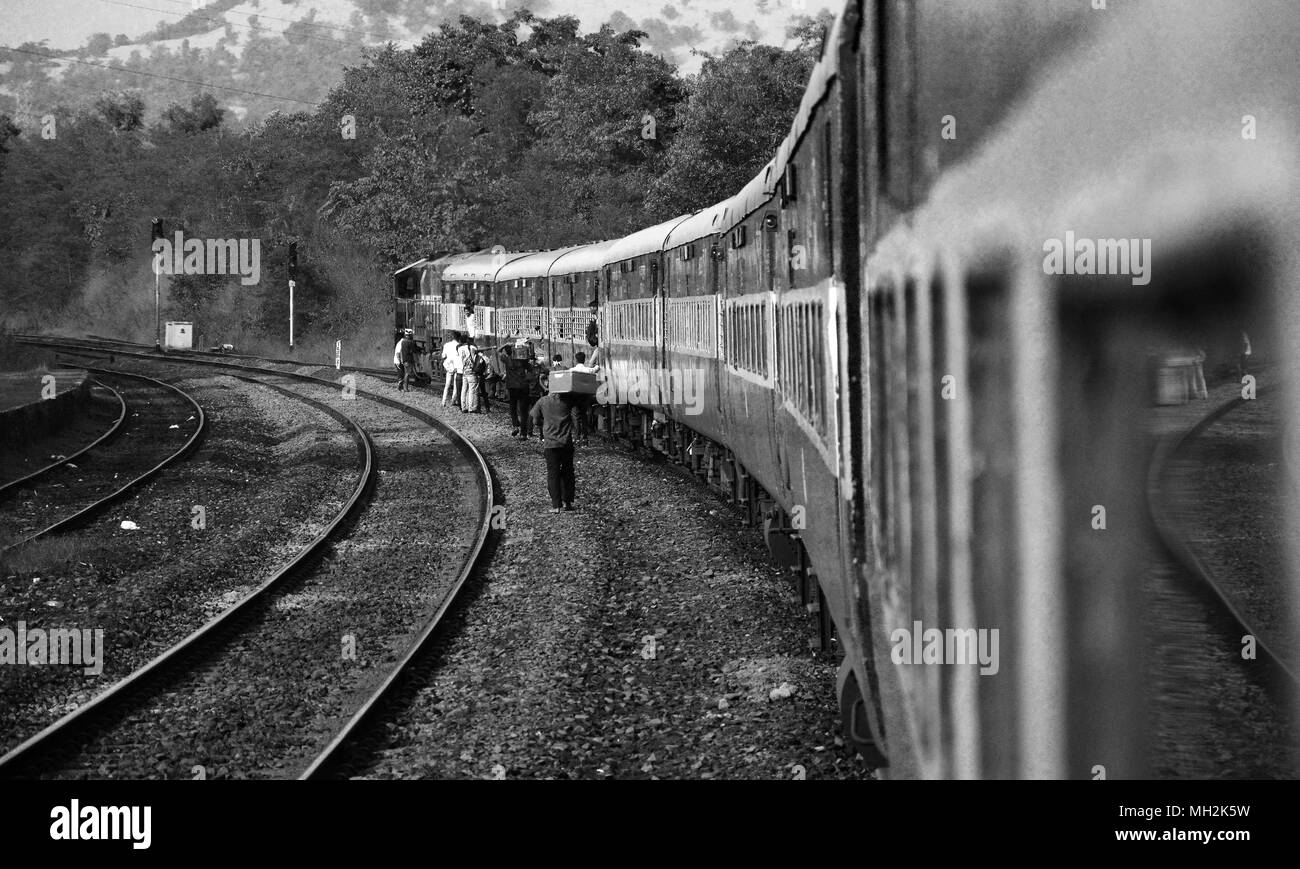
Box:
[0,0,837,127]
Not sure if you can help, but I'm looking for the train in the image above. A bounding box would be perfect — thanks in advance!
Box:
[393,0,1300,778]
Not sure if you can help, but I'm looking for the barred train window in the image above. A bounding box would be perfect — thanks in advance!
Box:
[725,301,768,376]
[607,299,655,343]
[499,307,549,337]
[778,302,825,435]
[666,297,717,355]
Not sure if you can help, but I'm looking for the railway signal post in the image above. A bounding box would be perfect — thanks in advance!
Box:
[151,217,163,351]
[288,241,297,350]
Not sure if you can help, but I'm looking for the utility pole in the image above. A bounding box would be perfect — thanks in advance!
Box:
[151,218,164,351]
[288,241,297,350]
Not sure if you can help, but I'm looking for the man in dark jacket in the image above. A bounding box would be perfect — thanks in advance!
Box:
[499,342,534,437]
[529,391,582,513]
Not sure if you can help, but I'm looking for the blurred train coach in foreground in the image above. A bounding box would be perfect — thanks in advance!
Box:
[395,0,1300,778]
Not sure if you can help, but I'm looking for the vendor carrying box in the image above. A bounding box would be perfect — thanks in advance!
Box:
[549,370,598,395]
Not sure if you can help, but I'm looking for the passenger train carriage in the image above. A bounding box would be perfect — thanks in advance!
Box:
[394,0,1300,778]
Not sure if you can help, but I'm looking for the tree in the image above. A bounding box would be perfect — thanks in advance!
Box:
[93,91,145,132]
[0,113,22,187]
[84,33,113,56]
[409,14,524,116]
[322,117,495,262]
[160,93,225,135]
[787,11,836,58]
[526,23,686,220]
[169,273,228,317]
[0,114,19,154]
[645,41,815,217]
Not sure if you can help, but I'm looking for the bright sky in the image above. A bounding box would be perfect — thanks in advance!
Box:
[0,0,840,52]
[0,0,166,48]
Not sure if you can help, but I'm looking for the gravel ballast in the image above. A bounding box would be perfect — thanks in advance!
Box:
[35,372,485,779]
[0,373,362,757]
[339,376,873,780]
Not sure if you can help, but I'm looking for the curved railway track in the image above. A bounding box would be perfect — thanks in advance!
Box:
[1,343,494,780]
[1144,386,1299,777]
[0,371,373,779]
[56,332,404,383]
[0,377,127,502]
[0,368,205,551]
[1148,387,1298,688]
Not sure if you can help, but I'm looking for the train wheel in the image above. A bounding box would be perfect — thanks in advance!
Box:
[838,660,889,769]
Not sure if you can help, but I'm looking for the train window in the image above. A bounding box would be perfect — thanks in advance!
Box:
[783,164,798,205]
[606,299,656,345]
[724,300,770,378]
[776,301,827,437]
[732,225,747,249]
[823,121,834,262]
[874,0,889,190]
[813,303,825,430]
[872,288,895,548]
[793,307,802,398]
[667,297,716,355]
[877,0,915,207]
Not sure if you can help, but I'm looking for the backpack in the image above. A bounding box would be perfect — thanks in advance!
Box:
[468,349,488,378]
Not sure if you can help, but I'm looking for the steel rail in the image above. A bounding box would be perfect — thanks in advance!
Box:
[10,338,495,780]
[1,368,206,552]
[1146,385,1300,690]
[0,368,375,778]
[0,377,128,502]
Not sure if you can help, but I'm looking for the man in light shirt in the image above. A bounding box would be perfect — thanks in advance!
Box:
[441,331,463,407]
[569,351,599,374]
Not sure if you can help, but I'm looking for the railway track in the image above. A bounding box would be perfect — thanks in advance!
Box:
[0,377,127,502]
[0,369,205,551]
[65,332,402,382]
[1144,386,1299,777]
[0,344,493,779]
[0,370,372,779]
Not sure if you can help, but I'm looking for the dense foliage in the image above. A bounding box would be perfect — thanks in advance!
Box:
[0,10,830,356]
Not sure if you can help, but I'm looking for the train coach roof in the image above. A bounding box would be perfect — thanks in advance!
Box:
[441,250,533,282]
[772,2,847,185]
[429,251,475,270]
[602,215,692,265]
[709,6,847,238]
[718,160,780,235]
[393,257,429,276]
[493,245,587,282]
[664,201,729,249]
[549,240,620,276]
